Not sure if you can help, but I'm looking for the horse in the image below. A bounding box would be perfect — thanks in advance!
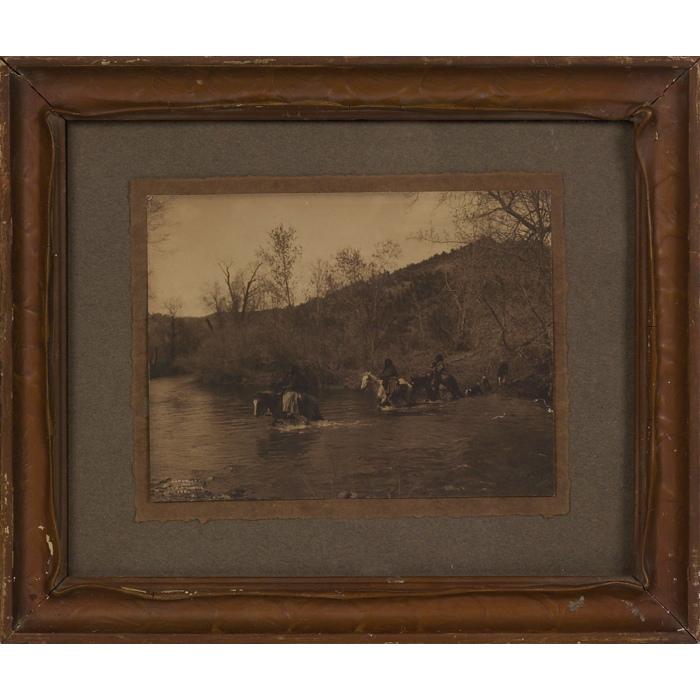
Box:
[411,372,463,401]
[411,374,441,401]
[360,372,414,407]
[253,391,323,425]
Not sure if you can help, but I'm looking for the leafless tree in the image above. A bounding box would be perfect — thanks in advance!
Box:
[305,259,336,327]
[417,190,551,248]
[239,260,264,323]
[259,224,301,308]
[201,280,228,326]
[202,257,265,326]
[164,296,184,364]
[331,241,403,357]
[147,195,178,251]
[413,190,553,357]
[216,259,243,315]
[371,240,403,272]
[146,196,180,305]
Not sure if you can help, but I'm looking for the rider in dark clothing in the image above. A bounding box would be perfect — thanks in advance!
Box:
[430,354,446,392]
[379,358,399,392]
[276,364,317,396]
[430,354,463,399]
[431,354,446,376]
[276,364,320,418]
[281,365,304,392]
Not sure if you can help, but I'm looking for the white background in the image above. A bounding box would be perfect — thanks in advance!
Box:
[0,0,698,695]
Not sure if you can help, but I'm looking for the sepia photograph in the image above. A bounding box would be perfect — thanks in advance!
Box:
[131,174,567,519]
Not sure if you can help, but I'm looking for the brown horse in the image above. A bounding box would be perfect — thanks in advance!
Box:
[253,391,323,424]
[411,373,463,401]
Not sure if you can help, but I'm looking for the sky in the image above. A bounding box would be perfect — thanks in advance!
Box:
[148,191,462,316]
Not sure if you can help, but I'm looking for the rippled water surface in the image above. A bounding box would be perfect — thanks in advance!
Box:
[149,376,555,501]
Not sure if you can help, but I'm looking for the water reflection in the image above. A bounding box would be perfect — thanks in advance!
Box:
[149,376,555,501]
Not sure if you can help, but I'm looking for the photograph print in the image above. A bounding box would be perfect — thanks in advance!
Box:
[131,173,568,520]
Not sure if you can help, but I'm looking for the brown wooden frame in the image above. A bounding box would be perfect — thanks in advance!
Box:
[1,56,698,643]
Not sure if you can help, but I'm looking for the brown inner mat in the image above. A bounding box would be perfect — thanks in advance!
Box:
[67,120,634,577]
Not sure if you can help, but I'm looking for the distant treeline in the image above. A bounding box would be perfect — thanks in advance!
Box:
[148,190,555,397]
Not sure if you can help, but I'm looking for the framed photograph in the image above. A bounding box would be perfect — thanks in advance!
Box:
[1,56,698,643]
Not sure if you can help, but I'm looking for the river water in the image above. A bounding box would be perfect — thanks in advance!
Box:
[149,375,555,502]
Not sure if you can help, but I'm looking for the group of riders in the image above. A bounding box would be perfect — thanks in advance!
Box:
[378,355,463,405]
[380,356,509,405]
[254,355,511,422]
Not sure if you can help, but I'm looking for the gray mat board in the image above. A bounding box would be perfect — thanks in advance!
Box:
[67,120,635,577]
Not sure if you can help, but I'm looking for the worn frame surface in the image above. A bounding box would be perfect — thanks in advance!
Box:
[0,56,698,643]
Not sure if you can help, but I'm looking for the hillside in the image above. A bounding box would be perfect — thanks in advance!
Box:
[148,235,554,399]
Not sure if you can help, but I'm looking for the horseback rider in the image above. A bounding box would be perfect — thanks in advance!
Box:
[372,358,414,407]
[430,354,463,399]
[276,364,312,418]
[275,364,320,394]
[279,364,305,393]
[430,354,446,391]
[431,354,446,377]
[379,358,399,393]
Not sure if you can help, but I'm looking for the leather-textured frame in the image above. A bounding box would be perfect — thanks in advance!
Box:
[0,56,698,643]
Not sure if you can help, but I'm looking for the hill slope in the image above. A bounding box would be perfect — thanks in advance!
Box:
[149,236,554,397]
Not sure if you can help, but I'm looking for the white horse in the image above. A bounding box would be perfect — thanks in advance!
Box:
[360,371,413,407]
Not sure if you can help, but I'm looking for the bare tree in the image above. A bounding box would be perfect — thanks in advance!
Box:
[164,297,184,364]
[407,285,430,350]
[146,196,180,306]
[331,241,403,358]
[371,240,403,272]
[202,258,265,326]
[201,280,229,327]
[414,190,551,248]
[259,224,301,308]
[147,195,178,251]
[303,259,334,327]
[216,259,243,315]
[239,260,264,323]
[412,190,553,358]
[334,246,369,285]
[307,258,336,298]
[334,241,402,286]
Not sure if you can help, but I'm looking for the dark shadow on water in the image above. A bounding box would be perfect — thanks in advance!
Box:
[255,428,315,462]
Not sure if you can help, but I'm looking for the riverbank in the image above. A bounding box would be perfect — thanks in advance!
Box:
[168,347,552,402]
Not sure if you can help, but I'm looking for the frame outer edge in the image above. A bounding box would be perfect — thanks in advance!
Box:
[15,577,686,638]
[4,631,696,644]
[4,62,688,122]
[688,61,700,641]
[3,56,699,70]
[635,70,692,626]
[4,57,698,641]
[656,73,691,624]
[0,60,14,641]
[9,73,61,628]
